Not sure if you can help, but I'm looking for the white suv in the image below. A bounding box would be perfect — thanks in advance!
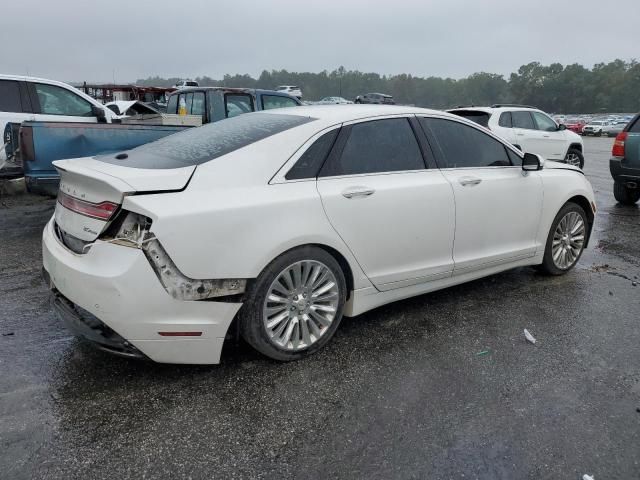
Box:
[448,105,584,168]
[276,85,302,99]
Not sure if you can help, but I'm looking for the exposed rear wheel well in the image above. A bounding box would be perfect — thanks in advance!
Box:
[568,143,582,152]
[314,244,354,300]
[566,195,594,247]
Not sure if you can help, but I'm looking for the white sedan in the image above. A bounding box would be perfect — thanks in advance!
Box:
[43,105,596,364]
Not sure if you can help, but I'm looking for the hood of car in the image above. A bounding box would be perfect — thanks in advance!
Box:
[544,160,581,172]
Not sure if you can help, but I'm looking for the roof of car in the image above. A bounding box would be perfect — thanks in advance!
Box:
[261,104,448,124]
[448,106,540,113]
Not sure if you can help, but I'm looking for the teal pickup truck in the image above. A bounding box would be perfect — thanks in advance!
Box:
[6,87,300,195]
[610,113,640,205]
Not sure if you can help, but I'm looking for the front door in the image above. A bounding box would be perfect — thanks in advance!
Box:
[419,116,542,273]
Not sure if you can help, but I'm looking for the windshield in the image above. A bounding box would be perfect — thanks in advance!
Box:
[97,113,314,169]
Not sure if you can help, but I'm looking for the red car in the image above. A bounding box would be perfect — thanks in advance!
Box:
[565,119,586,134]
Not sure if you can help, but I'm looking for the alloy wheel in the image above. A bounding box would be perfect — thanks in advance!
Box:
[565,152,581,167]
[552,211,586,269]
[262,260,340,351]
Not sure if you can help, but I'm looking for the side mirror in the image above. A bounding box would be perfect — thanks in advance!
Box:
[91,105,107,123]
[522,152,541,171]
[558,123,566,131]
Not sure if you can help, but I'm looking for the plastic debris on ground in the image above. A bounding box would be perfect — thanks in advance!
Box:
[524,329,537,344]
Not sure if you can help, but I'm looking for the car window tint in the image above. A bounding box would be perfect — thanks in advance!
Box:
[225,94,254,118]
[34,83,93,116]
[511,111,536,129]
[506,148,521,165]
[450,110,490,128]
[166,94,178,114]
[321,118,424,177]
[262,95,299,110]
[191,92,205,119]
[498,111,512,127]
[98,113,314,169]
[286,129,339,180]
[532,112,558,132]
[629,118,640,133]
[420,117,511,168]
[0,80,22,112]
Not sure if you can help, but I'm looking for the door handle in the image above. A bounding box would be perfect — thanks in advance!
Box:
[459,177,482,187]
[342,186,375,198]
[543,134,550,138]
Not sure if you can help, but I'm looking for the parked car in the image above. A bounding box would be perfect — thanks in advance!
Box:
[15,87,302,195]
[318,96,353,104]
[105,100,160,118]
[276,85,302,99]
[174,80,199,89]
[43,105,595,364]
[354,93,395,104]
[606,120,628,137]
[582,120,610,136]
[448,105,585,168]
[565,119,586,134]
[610,113,640,205]
[0,74,116,134]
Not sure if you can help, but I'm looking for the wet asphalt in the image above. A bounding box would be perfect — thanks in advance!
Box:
[1,137,639,480]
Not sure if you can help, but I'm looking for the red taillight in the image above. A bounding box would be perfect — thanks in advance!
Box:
[57,191,118,221]
[612,132,627,157]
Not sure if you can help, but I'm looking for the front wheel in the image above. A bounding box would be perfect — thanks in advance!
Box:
[613,181,640,205]
[539,202,588,275]
[239,246,346,361]
[564,148,584,169]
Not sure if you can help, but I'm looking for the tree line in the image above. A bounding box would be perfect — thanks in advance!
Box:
[137,60,640,113]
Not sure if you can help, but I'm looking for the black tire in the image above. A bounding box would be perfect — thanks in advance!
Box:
[239,246,347,362]
[596,131,602,137]
[613,181,640,205]
[538,202,589,275]
[564,148,584,169]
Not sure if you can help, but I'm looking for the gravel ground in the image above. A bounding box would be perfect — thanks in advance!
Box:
[1,137,639,479]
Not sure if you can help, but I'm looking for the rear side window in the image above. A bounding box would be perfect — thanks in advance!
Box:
[98,113,314,169]
[420,117,511,168]
[262,95,299,110]
[191,92,206,119]
[320,118,424,177]
[33,83,93,116]
[512,111,536,129]
[225,94,254,118]
[450,110,490,128]
[498,112,512,127]
[286,129,339,180]
[627,117,640,133]
[0,80,22,112]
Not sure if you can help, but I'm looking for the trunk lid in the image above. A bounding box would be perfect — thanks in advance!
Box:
[53,157,194,242]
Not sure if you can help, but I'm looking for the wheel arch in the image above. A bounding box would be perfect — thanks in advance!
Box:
[566,195,594,247]
[568,143,582,153]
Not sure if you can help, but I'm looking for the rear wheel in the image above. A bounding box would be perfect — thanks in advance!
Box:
[239,246,346,361]
[564,148,584,169]
[539,202,588,275]
[613,181,640,205]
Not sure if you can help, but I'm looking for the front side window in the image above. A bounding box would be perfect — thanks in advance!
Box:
[320,118,424,177]
[34,83,93,116]
[511,111,536,130]
[0,80,22,112]
[532,112,558,132]
[191,92,206,119]
[286,129,339,180]
[262,95,298,110]
[225,94,254,118]
[420,117,511,168]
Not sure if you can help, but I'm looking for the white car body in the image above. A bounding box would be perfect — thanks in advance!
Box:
[174,80,199,89]
[0,74,116,134]
[448,106,583,163]
[276,85,302,99]
[318,97,353,104]
[42,105,595,364]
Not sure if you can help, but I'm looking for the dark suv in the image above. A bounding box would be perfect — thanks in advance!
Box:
[354,93,395,105]
[610,113,640,205]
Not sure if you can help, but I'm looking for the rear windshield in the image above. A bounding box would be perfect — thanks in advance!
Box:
[450,110,491,128]
[98,113,314,169]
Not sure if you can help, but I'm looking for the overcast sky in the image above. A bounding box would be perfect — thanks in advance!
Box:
[2,0,638,83]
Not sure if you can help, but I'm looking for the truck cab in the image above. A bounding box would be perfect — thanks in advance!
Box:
[165,87,301,124]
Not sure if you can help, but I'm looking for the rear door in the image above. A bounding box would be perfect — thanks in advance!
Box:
[419,116,542,273]
[316,116,455,290]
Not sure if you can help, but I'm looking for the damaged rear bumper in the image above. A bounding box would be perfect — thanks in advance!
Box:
[42,218,242,364]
